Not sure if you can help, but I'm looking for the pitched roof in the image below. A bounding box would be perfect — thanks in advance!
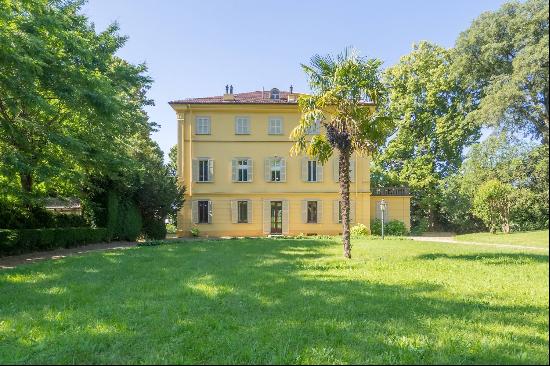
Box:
[169,90,299,105]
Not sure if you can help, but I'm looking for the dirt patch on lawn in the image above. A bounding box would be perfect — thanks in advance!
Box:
[0,241,138,269]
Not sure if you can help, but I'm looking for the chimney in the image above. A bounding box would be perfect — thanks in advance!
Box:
[287,85,297,102]
[223,84,235,101]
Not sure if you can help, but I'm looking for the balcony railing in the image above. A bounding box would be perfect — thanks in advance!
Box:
[371,187,410,196]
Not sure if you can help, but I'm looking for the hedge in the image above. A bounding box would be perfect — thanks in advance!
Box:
[370,219,409,236]
[0,227,110,256]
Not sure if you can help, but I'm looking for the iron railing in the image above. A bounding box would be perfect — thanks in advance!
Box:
[371,187,410,196]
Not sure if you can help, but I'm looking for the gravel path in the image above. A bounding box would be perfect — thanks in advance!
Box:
[409,236,549,252]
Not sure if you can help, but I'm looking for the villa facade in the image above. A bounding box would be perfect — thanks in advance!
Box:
[169,87,410,237]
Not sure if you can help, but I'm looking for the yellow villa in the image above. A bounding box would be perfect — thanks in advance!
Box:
[169,87,410,237]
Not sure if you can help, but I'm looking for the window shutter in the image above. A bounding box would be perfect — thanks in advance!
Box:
[350,200,356,223]
[263,200,270,234]
[208,159,214,182]
[192,159,198,182]
[301,200,307,223]
[350,159,356,182]
[247,159,253,182]
[333,158,339,182]
[280,158,286,182]
[301,158,308,181]
[207,200,213,223]
[206,119,211,134]
[282,200,289,234]
[333,200,340,223]
[317,200,323,223]
[264,157,271,181]
[232,159,238,182]
[230,200,238,223]
[317,162,323,182]
[191,200,198,224]
[247,200,253,223]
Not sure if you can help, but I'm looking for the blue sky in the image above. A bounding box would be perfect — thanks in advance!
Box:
[82,0,508,159]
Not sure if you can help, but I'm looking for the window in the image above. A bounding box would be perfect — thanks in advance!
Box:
[235,117,250,134]
[271,158,281,181]
[198,201,209,223]
[268,118,283,134]
[307,160,317,182]
[238,201,248,223]
[238,159,248,182]
[270,88,280,100]
[306,120,321,135]
[307,201,318,223]
[198,159,210,182]
[196,117,211,134]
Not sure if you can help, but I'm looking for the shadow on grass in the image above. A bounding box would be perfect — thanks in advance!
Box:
[418,252,549,265]
[0,238,548,364]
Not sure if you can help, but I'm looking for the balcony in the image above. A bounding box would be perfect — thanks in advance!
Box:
[371,187,410,196]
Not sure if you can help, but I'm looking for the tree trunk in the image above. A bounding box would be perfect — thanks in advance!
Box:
[20,172,33,193]
[339,149,351,259]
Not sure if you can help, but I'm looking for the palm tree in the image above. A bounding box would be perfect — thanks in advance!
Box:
[291,48,392,259]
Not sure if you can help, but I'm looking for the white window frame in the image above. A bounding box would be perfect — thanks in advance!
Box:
[237,159,249,182]
[235,116,250,135]
[268,117,283,135]
[271,158,282,182]
[307,160,317,182]
[195,116,211,135]
[198,159,209,182]
[237,200,248,223]
[306,120,321,135]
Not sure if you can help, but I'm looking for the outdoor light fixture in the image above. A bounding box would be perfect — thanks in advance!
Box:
[380,199,387,240]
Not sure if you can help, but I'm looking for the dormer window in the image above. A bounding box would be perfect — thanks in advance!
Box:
[270,88,280,100]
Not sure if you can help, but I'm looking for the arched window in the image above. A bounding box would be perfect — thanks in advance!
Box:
[270,88,280,100]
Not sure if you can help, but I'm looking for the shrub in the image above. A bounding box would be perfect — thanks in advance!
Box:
[166,223,177,234]
[351,223,370,237]
[370,219,409,236]
[0,228,109,256]
[190,226,200,237]
[0,204,88,229]
[142,219,167,240]
[410,217,429,236]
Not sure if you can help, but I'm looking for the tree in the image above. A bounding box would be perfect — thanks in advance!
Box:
[168,145,178,177]
[454,0,549,144]
[291,49,392,258]
[0,0,153,204]
[376,42,480,230]
[473,179,514,233]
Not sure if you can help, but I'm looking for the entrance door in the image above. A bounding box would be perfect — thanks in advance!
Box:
[270,201,283,234]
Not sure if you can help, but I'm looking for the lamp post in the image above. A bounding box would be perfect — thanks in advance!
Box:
[380,199,387,240]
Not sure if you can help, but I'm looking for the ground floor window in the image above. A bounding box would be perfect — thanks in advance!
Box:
[198,200,209,223]
[307,201,318,223]
[238,200,248,223]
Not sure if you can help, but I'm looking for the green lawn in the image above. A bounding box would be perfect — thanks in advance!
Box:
[0,238,548,364]
[455,230,549,248]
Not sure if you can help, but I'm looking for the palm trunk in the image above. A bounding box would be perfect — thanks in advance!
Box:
[339,150,351,259]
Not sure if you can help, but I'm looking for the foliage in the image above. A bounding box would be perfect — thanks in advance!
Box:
[189,226,200,237]
[1,237,547,364]
[410,217,429,236]
[292,48,393,258]
[166,223,177,234]
[350,223,370,238]
[0,204,88,229]
[0,227,109,256]
[142,219,167,240]
[370,219,409,236]
[472,180,514,233]
[454,0,549,145]
[376,42,480,230]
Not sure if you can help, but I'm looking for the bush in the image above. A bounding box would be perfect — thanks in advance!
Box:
[351,223,370,237]
[0,204,88,229]
[410,217,429,236]
[0,227,109,256]
[166,223,177,234]
[370,219,409,236]
[142,219,167,240]
[190,226,200,237]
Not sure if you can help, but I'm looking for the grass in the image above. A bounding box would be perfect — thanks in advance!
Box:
[0,237,548,364]
[455,230,549,248]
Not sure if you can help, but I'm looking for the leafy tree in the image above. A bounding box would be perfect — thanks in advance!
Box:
[454,0,549,144]
[291,49,392,258]
[0,0,153,203]
[376,42,480,230]
[473,179,514,233]
[168,145,178,177]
